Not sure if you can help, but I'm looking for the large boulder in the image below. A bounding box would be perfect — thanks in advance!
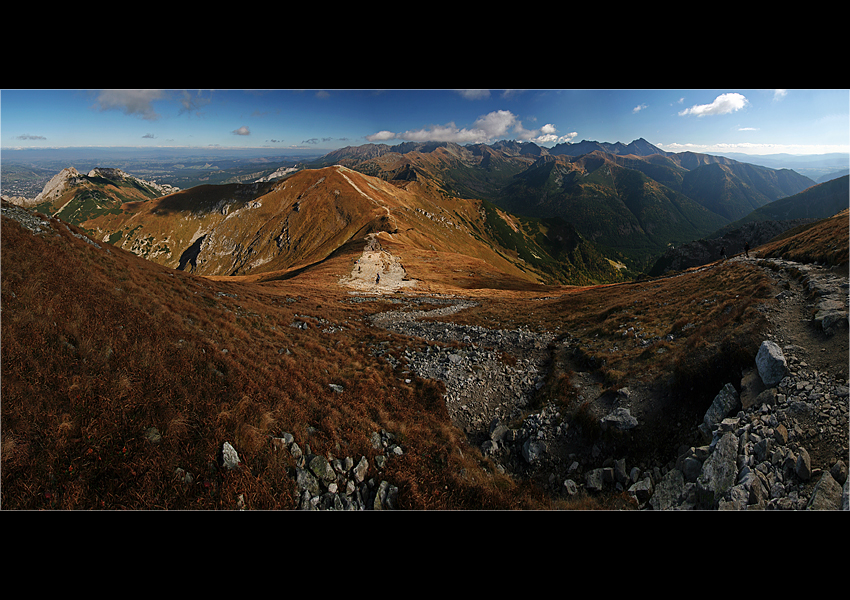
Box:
[756,340,787,387]
[649,468,685,510]
[703,383,740,434]
[600,407,638,432]
[807,471,844,510]
[696,432,739,508]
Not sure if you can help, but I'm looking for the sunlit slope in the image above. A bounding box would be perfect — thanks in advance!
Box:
[29,167,168,228]
[82,165,594,286]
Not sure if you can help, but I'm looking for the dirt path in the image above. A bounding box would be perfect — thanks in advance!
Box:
[360,250,848,504]
[338,234,418,293]
[733,253,848,380]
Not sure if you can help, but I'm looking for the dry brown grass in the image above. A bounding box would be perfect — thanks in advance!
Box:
[9,202,836,510]
[1,214,535,509]
[438,258,774,407]
[756,208,849,267]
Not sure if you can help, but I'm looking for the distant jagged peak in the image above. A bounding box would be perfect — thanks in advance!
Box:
[88,167,129,180]
[87,166,179,195]
[33,166,83,203]
[549,137,667,157]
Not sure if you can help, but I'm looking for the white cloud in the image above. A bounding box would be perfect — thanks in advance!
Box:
[233,126,251,136]
[678,93,749,117]
[633,104,647,113]
[738,127,759,131]
[366,110,577,146]
[473,110,517,138]
[92,89,165,120]
[773,89,788,100]
[366,130,398,142]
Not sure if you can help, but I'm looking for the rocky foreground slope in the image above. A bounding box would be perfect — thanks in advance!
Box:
[265,247,849,510]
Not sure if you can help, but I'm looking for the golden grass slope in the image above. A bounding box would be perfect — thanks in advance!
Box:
[82,165,560,287]
[5,203,845,510]
[756,208,849,267]
[2,209,550,510]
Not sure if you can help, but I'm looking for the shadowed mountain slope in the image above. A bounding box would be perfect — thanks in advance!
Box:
[317,140,816,274]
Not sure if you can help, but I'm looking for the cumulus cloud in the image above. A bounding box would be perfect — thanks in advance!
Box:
[366,110,576,146]
[679,93,749,117]
[92,89,165,120]
[366,130,398,142]
[232,126,251,136]
[633,104,647,113]
[773,89,788,101]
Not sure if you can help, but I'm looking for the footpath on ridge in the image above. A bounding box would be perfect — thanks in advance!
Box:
[354,247,849,509]
[338,234,418,293]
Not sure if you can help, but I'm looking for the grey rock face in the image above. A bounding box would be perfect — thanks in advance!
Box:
[600,407,638,432]
[696,432,739,508]
[703,383,740,433]
[756,340,788,387]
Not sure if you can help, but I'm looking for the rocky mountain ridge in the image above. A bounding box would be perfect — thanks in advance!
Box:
[318,139,817,273]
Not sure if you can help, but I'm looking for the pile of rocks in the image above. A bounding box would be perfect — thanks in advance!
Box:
[756,257,849,335]
[590,340,848,509]
[368,297,555,439]
[272,429,403,510]
[172,430,405,510]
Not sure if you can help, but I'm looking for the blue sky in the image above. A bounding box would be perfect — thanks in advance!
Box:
[2,88,848,156]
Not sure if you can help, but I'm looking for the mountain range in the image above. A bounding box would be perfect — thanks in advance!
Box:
[8,137,842,286]
[310,139,819,271]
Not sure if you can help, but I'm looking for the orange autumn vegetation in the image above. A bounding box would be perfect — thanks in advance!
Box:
[1,214,552,509]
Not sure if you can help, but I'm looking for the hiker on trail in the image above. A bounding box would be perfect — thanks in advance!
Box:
[744,242,750,258]
[376,272,381,285]
[720,246,727,260]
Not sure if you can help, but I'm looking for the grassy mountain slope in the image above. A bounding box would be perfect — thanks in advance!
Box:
[647,176,849,276]
[717,174,849,231]
[28,167,169,229]
[324,142,818,275]
[5,198,845,509]
[493,153,731,271]
[1,205,549,510]
[63,165,621,287]
[756,207,849,267]
[679,161,815,221]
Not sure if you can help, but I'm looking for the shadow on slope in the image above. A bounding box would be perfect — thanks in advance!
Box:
[1,208,549,510]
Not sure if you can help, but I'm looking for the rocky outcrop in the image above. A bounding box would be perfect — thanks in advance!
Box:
[629,343,850,510]
[367,296,554,438]
[172,431,405,510]
[32,167,81,205]
[87,167,179,196]
[756,257,849,336]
